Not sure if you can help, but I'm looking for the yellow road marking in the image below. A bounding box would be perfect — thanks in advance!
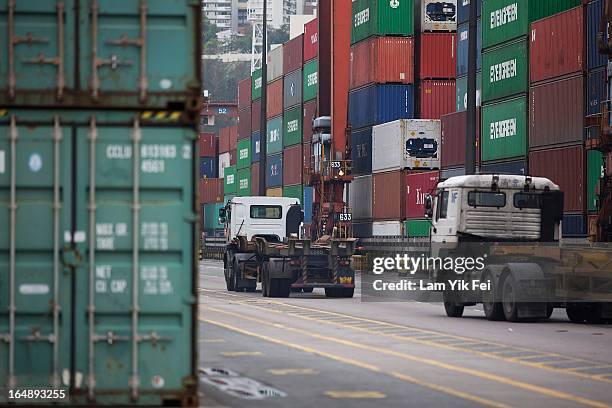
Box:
[202,318,508,408]
[324,391,386,399]
[220,351,263,357]
[206,306,611,408]
[200,292,612,384]
[267,368,318,375]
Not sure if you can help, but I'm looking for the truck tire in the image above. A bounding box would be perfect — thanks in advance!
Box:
[482,274,505,321]
[502,275,519,322]
[269,279,291,298]
[262,262,270,297]
[341,288,354,298]
[443,291,464,318]
[325,288,341,298]
[566,303,587,323]
[226,254,235,291]
[232,259,244,292]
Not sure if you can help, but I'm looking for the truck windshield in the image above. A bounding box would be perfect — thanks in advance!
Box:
[250,205,282,219]
[468,191,506,208]
[514,192,541,209]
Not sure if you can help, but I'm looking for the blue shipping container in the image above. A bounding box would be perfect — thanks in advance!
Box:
[303,186,314,223]
[458,0,481,24]
[563,214,587,237]
[266,153,283,187]
[588,0,608,70]
[200,157,216,178]
[351,127,373,176]
[348,84,414,129]
[457,19,482,76]
[252,131,261,162]
[587,68,606,116]
[480,159,527,175]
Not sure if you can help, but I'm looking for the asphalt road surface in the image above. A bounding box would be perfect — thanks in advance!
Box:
[198,260,612,408]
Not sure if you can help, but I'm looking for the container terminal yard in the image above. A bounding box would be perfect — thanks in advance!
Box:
[1,0,612,407]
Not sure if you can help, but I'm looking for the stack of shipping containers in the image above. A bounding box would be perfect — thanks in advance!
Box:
[220,125,238,203]
[199,132,224,236]
[266,45,285,196]
[586,0,606,237]
[348,0,417,237]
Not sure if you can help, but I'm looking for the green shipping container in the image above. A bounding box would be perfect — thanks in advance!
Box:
[0,110,197,405]
[303,60,318,102]
[267,116,284,155]
[456,72,483,112]
[204,202,224,230]
[481,96,527,161]
[351,0,414,44]
[237,168,251,197]
[224,165,237,194]
[587,150,604,212]
[482,39,528,103]
[237,139,251,169]
[283,184,304,204]
[252,69,263,101]
[283,106,303,147]
[1,1,200,110]
[404,220,431,238]
[482,0,580,49]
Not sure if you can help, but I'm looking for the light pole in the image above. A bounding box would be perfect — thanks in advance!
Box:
[258,0,268,195]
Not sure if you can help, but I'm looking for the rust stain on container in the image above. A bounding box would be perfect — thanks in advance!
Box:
[267,79,284,119]
[420,33,457,79]
[420,80,456,119]
[350,36,415,90]
[441,110,481,168]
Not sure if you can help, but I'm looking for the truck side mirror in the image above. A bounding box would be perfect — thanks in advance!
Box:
[218,208,227,224]
[424,194,433,219]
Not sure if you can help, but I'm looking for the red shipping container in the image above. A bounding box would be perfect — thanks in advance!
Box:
[303,18,318,62]
[420,33,456,79]
[229,126,238,151]
[266,79,283,118]
[529,75,584,148]
[252,99,262,133]
[283,145,303,185]
[350,36,414,90]
[372,170,406,220]
[405,171,440,219]
[420,80,456,119]
[199,132,216,157]
[302,141,312,184]
[529,145,585,212]
[440,110,481,168]
[238,77,252,110]
[201,178,224,204]
[529,7,584,84]
[229,149,237,166]
[284,35,303,74]
[251,163,260,195]
[219,127,230,153]
[238,108,251,140]
[303,100,317,142]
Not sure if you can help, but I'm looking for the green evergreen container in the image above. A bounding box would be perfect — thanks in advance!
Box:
[481,96,527,161]
[267,116,284,155]
[351,0,415,44]
[237,139,251,169]
[283,184,304,203]
[404,220,431,238]
[587,150,604,212]
[224,165,237,194]
[252,69,263,101]
[283,106,303,147]
[303,60,318,102]
[482,38,528,103]
[237,168,251,196]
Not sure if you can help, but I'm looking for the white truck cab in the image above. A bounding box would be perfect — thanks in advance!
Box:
[426,175,563,245]
[219,196,303,242]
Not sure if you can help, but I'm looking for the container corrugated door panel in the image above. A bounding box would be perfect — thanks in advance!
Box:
[282,145,303,186]
[405,171,439,219]
[79,1,198,108]
[224,165,237,194]
[73,121,196,404]
[199,132,216,157]
[303,18,318,62]
[587,150,603,212]
[458,0,481,24]
[251,131,261,163]
[587,68,606,117]
[372,170,405,220]
[440,109,481,168]
[482,38,528,103]
[302,100,317,142]
[481,96,527,161]
[419,33,457,80]
[266,46,284,83]
[348,84,414,129]
[529,76,584,148]
[266,154,283,188]
[238,78,252,110]
[0,1,76,106]
[420,80,456,120]
[237,139,251,170]
[350,37,414,90]
[252,69,263,100]
[251,162,260,195]
[251,99,262,132]
[200,157,216,178]
[350,127,373,176]
[238,107,252,140]
[283,35,303,74]
[529,7,584,84]
[303,60,318,102]
[266,79,283,119]
[237,168,251,196]
[283,106,303,147]
[455,72,482,111]
[266,116,283,155]
[457,19,482,76]
[529,146,585,212]
[588,0,608,70]
[283,70,303,109]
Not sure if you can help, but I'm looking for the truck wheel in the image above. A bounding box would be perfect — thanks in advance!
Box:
[341,288,354,298]
[269,279,291,298]
[232,259,245,292]
[566,303,587,323]
[325,288,340,298]
[502,275,519,322]
[443,291,464,318]
[482,275,505,321]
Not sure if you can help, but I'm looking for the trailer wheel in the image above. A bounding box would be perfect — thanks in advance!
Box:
[226,254,235,291]
[269,279,291,298]
[325,288,340,298]
[502,275,519,322]
[341,288,354,298]
[482,274,505,321]
[566,303,587,323]
[232,259,244,292]
[443,291,464,318]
